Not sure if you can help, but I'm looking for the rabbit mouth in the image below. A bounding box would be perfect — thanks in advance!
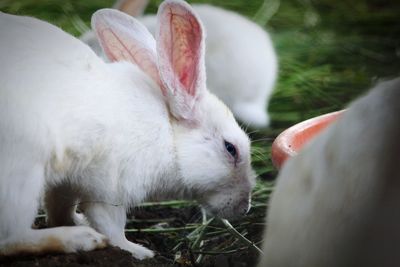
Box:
[201,202,249,220]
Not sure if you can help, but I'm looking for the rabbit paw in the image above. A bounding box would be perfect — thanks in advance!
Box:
[117,240,155,260]
[61,226,108,252]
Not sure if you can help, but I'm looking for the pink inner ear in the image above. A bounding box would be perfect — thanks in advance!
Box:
[97,28,137,62]
[163,6,202,96]
[100,28,162,89]
[93,10,164,94]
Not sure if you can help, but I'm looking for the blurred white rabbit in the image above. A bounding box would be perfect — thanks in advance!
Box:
[81,0,278,128]
[259,78,400,267]
[0,0,255,260]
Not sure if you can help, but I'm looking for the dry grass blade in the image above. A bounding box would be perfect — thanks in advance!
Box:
[220,219,264,255]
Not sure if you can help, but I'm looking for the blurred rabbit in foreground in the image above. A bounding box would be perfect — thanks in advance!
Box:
[81,0,278,128]
[260,78,400,267]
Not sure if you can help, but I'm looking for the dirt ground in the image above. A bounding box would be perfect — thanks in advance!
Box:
[0,206,263,267]
[0,247,260,267]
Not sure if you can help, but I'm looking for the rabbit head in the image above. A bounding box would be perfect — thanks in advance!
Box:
[92,0,255,219]
[172,93,256,219]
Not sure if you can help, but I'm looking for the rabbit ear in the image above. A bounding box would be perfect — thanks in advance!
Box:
[92,9,164,92]
[156,0,206,122]
[113,0,149,17]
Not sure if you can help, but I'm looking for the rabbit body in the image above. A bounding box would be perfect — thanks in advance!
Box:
[0,11,172,259]
[0,0,254,259]
[82,3,278,128]
[260,78,400,267]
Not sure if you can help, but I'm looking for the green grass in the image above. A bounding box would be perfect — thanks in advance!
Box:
[2,0,400,264]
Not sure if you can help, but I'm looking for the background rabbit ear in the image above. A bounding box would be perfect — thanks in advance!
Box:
[113,0,149,17]
[92,9,164,92]
[156,0,206,122]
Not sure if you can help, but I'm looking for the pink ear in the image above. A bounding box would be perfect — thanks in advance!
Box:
[156,0,206,121]
[92,9,164,93]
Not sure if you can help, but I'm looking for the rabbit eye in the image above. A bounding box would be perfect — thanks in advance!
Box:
[224,141,237,159]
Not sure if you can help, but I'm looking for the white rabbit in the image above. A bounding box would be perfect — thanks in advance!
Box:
[0,0,255,260]
[259,78,400,267]
[81,0,278,128]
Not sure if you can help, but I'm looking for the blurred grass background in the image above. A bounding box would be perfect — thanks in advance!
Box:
[1,0,399,265]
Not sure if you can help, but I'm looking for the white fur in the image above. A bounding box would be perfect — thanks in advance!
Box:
[80,1,278,128]
[0,0,254,260]
[259,78,400,266]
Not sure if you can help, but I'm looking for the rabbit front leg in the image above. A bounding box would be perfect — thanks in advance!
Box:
[81,203,155,260]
